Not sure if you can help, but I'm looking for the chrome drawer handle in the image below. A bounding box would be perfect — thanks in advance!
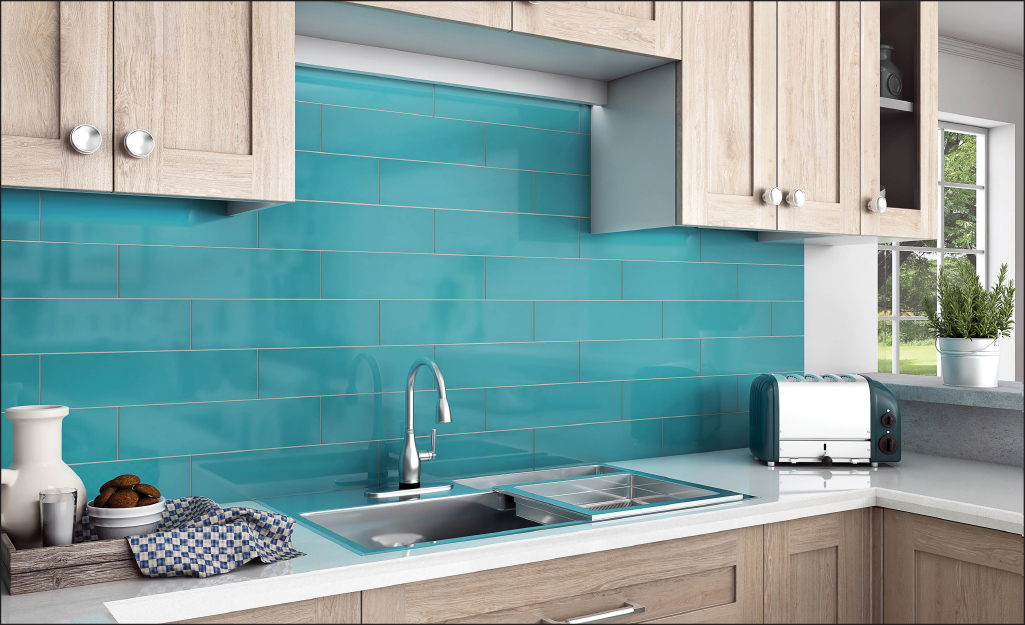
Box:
[541,602,645,624]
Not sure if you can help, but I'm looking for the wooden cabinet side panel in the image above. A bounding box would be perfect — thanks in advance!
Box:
[251,1,296,203]
[172,592,360,624]
[351,2,512,30]
[915,2,939,240]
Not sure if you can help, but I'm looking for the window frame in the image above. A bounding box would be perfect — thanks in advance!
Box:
[878,122,988,374]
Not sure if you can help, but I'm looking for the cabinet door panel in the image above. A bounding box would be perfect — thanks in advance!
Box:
[113,1,294,202]
[349,2,511,29]
[776,1,860,235]
[513,1,681,59]
[678,1,777,230]
[1,1,112,191]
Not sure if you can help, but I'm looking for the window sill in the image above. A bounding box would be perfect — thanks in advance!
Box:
[862,373,1023,412]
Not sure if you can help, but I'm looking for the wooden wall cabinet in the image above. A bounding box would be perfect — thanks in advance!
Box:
[349,2,512,30]
[1,1,295,204]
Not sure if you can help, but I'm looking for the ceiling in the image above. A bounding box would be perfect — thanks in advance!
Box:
[938,1,1024,55]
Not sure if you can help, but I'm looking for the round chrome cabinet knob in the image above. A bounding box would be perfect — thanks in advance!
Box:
[69,124,102,154]
[786,188,806,208]
[123,129,154,159]
[867,195,887,213]
[761,187,783,206]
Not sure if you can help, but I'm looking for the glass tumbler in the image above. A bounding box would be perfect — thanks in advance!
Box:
[39,487,78,547]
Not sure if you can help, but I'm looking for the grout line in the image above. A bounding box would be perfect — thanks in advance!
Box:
[189,456,192,496]
[116,245,120,298]
[38,191,41,241]
[532,172,536,214]
[432,84,436,117]
[483,257,487,299]
[484,124,487,167]
[116,407,120,460]
[319,251,323,299]
[432,210,436,254]
[320,396,323,444]
[319,104,323,152]
[256,350,260,398]
[378,300,381,345]
[189,300,192,349]
[661,301,664,338]
[377,159,381,204]
[297,148,591,176]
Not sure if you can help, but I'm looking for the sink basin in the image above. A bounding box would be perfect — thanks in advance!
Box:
[301,491,587,554]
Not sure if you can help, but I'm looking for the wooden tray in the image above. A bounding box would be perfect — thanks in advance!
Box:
[1,532,143,595]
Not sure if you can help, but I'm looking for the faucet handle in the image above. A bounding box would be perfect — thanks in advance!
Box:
[418,428,438,462]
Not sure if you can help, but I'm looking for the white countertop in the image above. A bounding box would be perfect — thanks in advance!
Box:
[2,450,1022,624]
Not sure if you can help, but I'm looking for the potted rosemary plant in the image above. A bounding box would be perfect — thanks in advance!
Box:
[923,259,1015,387]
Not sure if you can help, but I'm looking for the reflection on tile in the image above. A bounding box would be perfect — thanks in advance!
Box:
[322,252,484,299]
[380,160,532,213]
[534,173,590,217]
[295,101,321,152]
[663,301,771,338]
[295,151,379,204]
[772,302,804,335]
[535,301,661,341]
[700,229,804,265]
[71,457,192,502]
[485,257,620,300]
[580,339,699,381]
[580,220,700,262]
[258,345,434,398]
[435,85,579,132]
[2,299,190,353]
[1,355,39,412]
[120,398,320,458]
[323,388,485,443]
[700,337,804,375]
[663,412,748,456]
[381,430,533,484]
[259,201,433,252]
[191,300,379,349]
[486,124,589,175]
[380,300,532,345]
[534,419,661,468]
[435,342,579,389]
[738,264,804,301]
[323,106,484,165]
[1,407,116,468]
[579,105,591,133]
[623,261,737,300]
[296,66,434,115]
[191,442,380,502]
[1,242,117,298]
[435,211,579,258]
[486,382,621,430]
[42,350,258,408]
[119,246,319,299]
[1,188,39,241]
[623,376,737,419]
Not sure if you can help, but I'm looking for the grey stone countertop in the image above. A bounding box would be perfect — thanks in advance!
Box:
[864,373,1023,411]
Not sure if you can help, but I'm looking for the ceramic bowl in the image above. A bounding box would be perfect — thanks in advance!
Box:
[87,497,166,540]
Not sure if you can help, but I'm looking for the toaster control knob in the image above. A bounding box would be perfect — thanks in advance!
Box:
[880,413,897,428]
[878,434,899,455]
[821,455,833,466]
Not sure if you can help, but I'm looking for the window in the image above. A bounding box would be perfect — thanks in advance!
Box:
[878,123,987,375]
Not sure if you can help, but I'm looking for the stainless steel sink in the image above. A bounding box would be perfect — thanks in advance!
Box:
[301,491,587,555]
[455,464,623,490]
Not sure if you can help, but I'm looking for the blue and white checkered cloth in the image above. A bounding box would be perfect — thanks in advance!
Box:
[75,497,305,578]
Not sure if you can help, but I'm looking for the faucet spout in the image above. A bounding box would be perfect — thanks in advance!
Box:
[400,358,451,488]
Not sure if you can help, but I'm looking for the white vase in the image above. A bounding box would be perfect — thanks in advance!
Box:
[0,405,87,548]
[936,337,1001,388]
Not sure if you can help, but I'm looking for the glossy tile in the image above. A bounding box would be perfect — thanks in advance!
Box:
[700,229,804,265]
[192,300,379,349]
[485,257,620,300]
[296,66,433,115]
[1,407,117,468]
[435,85,579,132]
[772,302,804,335]
[580,339,700,381]
[1,242,117,298]
[663,412,748,456]
[192,441,380,502]
[535,301,661,341]
[534,173,590,217]
[486,124,590,175]
[435,342,579,389]
[579,105,591,133]
[580,220,700,262]
[534,419,662,469]
[41,350,258,408]
[259,202,433,253]
[380,160,532,213]
[258,345,434,398]
[322,105,484,165]
[40,192,253,248]
[380,300,532,345]
[1,355,39,411]
[71,457,192,501]
[322,388,485,443]
[295,151,379,204]
[119,245,319,299]
[1,188,38,241]
[663,301,772,338]
[485,382,621,430]
[738,264,804,301]
[295,101,321,151]
[322,252,484,299]
[1,299,190,354]
[700,337,804,375]
[435,211,579,258]
[623,261,737,300]
[119,398,320,459]
[623,376,737,420]
[381,430,534,484]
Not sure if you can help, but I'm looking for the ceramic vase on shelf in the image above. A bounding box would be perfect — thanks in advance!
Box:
[1,405,87,548]
[880,44,904,100]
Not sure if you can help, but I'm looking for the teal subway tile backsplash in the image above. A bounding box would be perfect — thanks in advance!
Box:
[2,68,803,502]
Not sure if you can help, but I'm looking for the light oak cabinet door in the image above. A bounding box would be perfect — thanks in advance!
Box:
[348,2,512,29]
[512,2,682,59]
[113,1,295,203]
[363,527,763,623]
[170,592,360,624]
[1,1,112,192]
[883,509,1024,624]
[678,2,777,230]
[775,2,862,235]
[763,509,873,623]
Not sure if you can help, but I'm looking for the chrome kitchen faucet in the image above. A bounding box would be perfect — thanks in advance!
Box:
[399,358,451,489]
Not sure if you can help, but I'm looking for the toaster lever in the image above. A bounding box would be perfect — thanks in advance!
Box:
[821,455,833,466]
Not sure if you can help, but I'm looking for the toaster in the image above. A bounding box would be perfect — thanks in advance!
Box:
[749,373,900,467]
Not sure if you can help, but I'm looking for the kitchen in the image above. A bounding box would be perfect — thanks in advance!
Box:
[1,1,1023,623]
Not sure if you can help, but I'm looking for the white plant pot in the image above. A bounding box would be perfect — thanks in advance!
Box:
[937,337,1001,388]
